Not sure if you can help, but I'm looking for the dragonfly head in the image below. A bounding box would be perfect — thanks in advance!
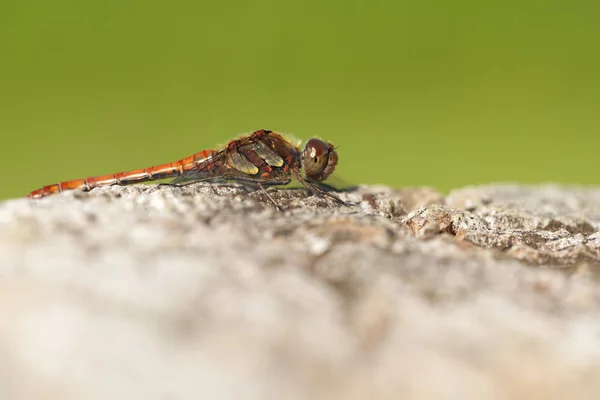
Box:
[301,139,338,182]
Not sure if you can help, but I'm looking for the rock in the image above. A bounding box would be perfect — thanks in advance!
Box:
[1,183,600,399]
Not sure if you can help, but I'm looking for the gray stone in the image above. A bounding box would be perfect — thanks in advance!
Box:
[1,183,600,399]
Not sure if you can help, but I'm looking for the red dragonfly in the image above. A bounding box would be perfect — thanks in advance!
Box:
[27,129,343,208]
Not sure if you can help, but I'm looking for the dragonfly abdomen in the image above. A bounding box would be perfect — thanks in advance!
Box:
[27,149,217,198]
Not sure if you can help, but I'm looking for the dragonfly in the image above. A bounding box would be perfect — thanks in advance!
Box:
[27,129,344,209]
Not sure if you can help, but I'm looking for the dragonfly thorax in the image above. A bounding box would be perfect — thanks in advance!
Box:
[301,138,338,182]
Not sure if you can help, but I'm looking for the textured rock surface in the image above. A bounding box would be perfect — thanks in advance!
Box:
[2,183,600,399]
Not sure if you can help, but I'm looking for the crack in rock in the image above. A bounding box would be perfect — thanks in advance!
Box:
[406,184,600,266]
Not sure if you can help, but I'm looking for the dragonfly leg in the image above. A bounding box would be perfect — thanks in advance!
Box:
[293,169,346,206]
[257,182,283,211]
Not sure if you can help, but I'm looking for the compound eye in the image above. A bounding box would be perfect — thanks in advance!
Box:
[301,139,338,181]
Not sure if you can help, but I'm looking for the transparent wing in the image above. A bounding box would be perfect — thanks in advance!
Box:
[226,146,259,175]
[169,150,228,186]
[170,132,295,186]
[252,140,284,167]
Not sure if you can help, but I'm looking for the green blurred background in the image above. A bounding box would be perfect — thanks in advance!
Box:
[1,0,598,200]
